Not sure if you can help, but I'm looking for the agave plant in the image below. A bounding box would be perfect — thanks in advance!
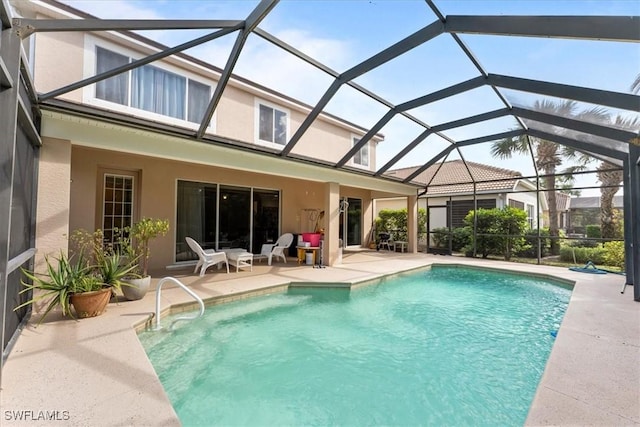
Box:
[16,252,97,323]
[95,250,140,296]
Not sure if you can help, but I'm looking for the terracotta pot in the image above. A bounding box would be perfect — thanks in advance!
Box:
[70,288,111,318]
[122,276,151,301]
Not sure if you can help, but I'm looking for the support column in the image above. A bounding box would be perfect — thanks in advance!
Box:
[407,194,418,253]
[623,160,633,289]
[0,24,21,388]
[627,145,640,301]
[324,182,340,266]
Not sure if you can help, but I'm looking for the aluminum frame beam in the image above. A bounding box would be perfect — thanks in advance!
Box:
[337,76,487,168]
[627,144,640,299]
[13,18,243,38]
[375,108,510,175]
[253,28,432,131]
[512,106,638,144]
[280,21,444,156]
[527,128,627,160]
[402,129,523,183]
[196,0,278,139]
[488,74,640,112]
[40,25,241,101]
[444,15,640,42]
[0,21,21,387]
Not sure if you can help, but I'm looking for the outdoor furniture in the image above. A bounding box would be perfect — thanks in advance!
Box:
[394,241,408,253]
[185,237,229,276]
[296,246,321,265]
[378,232,392,251]
[222,249,253,272]
[259,233,294,265]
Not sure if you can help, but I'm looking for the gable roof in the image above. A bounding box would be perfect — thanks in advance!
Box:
[385,160,524,195]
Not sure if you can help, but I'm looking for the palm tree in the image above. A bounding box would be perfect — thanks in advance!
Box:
[631,74,640,94]
[597,115,639,239]
[596,161,622,239]
[491,100,608,255]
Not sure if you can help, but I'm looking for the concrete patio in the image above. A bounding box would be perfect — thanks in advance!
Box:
[1,251,637,426]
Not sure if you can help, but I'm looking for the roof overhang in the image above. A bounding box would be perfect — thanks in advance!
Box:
[39,106,418,196]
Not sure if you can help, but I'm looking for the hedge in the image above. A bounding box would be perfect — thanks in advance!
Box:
[559,246,606,264]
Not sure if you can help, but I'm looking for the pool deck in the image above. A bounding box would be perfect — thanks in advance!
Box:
[1,251,638,426]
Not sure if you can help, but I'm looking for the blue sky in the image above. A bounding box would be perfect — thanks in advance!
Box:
[59,0,639,196]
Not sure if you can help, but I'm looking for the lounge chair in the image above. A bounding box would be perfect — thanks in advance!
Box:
[259,233,294,265]
[185,237,229,276]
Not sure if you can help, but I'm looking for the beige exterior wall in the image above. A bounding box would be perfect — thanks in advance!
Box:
[34,137,72,271]
[30,26,380,171]
[68,146,376,271]
[33,31,85,103]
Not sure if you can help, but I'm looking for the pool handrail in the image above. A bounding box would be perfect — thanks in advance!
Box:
[154,277,205,330]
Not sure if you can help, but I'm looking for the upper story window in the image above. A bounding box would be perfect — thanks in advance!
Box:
[352,137,369,167]
[93,46,211,126]
[257,101,288,146]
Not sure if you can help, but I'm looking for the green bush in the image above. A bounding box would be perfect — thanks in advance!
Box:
[603,241,625,269]
[375,208,427,243]
[559,246,606,264]
[585,224,601,239]
[430,227,449,248]
[452,227,471,252]
[463,207,528,260]
[516,228,550,258]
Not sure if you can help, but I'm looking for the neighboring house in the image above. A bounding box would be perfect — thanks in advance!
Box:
[11,0,417,272]
[376,160,547,245]
[567,195,624,235]
[544,191,571,233]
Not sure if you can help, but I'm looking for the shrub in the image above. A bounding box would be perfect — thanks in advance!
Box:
[375,208,427,243]
[463,207,528,260]
[516,228,550,258]
[430,227,449,248]
[603,241,625,269]
[451,227,471,252]
[559,246,606,264]
[585,224,601,239]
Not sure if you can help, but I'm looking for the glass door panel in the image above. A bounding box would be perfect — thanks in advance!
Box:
[346,197,362,246]
[252,189,280,254]
[218,185,251,250]
[176,181,218,261]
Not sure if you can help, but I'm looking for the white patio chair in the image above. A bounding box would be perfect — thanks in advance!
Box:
[185,237,229,276]
[259,233,294,265]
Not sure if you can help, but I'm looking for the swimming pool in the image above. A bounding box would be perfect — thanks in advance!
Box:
[139,266,571,426]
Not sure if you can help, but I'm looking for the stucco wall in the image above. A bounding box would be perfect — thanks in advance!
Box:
[33,31,85,103]
[35,137,72,271]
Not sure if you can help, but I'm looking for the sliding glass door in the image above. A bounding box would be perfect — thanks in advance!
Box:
[176,181,280,262]
[218,185,251,250]
[176,181,217,262]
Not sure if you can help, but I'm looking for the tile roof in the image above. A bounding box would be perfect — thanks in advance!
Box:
[570,195,624,209]
[384,160,523,195]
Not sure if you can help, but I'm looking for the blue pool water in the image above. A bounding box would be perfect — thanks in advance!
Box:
[139,267,571,426]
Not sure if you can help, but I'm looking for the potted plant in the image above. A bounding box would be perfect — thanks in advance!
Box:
[16,252,111,323]
[70,228,140,300]
[120,217,169,301]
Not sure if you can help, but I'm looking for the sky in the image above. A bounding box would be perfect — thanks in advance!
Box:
[56,0,640,196]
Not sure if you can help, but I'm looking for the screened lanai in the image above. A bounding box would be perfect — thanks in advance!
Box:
[1,0,639,359]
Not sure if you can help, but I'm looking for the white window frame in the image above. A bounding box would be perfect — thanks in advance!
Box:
[526,203,535,228]
[351,135,369,168]
[102,173,135,247]
[83,36,216,132]
[254,98,290,148]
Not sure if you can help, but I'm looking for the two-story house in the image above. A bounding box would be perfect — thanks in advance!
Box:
[12,0,419,271]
